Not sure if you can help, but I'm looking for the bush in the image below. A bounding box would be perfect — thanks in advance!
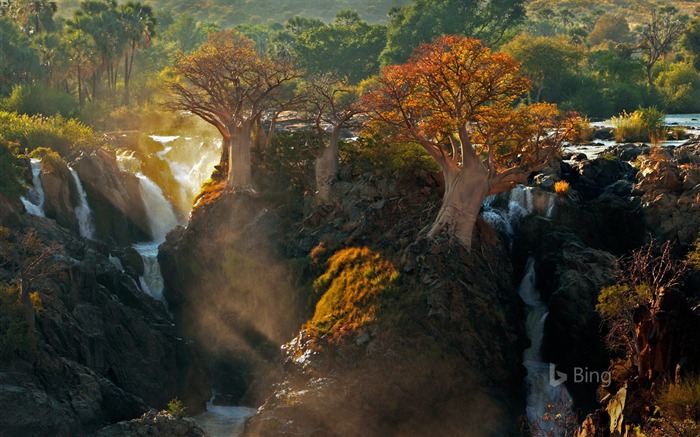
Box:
[262,130,319,193]
[0,137,24,198]
[307,247,399,342]
[2,83,79,118]
[554,180,570,196]
[0,283,36,362]
[688,235,700,271]
[340,135,439,177]
[0,111,99,157]
[657,375,700,422]
[166,397,187,418]
[611,107,667,143]
[29,147,67,172]
[655,62,700,113]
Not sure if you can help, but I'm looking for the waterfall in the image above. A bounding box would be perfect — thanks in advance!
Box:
[20,158,46,217]
[69,167,96,239]
[132,173,180,304]
[518,258,572,434]
[481,187,571,431]
[480,185,557,236]
[150,135,220,215]
[132,241,166,302]
[194,396,256,437]
[136,173,180,243]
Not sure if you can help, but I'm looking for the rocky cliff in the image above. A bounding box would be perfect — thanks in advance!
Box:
[0,214,211,436]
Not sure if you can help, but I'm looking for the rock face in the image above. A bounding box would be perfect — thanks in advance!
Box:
[634,145,700,245]
[160,190,304,406]
[0,216,211,436]
[40,159,80,234]
[161,169,527,435]
[72,149,151,244]
[95,410,206,437]
[243,230,526,437]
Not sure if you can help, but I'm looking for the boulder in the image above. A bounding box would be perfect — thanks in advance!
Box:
[72,149,151,244]
[95,410,206,437]
[40,159,80,234]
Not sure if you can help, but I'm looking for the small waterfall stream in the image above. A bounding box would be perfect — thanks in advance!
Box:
[480,185,572,431]
[518,258,572,433]
[21,158,46,217]
[69,167,96,239]
[132,173,181,303]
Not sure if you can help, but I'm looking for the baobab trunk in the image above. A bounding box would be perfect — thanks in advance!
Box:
[314,129,340,204]
[227,121,254,191]
[427,164,490,249]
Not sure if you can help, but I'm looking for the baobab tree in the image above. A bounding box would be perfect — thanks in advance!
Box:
[305,74,362,203]
[364,36,580,248]
[169,30,300,191]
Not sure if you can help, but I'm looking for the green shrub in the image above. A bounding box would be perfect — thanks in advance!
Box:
[166,397,187,418]
[340,135,439,177]
[29,147,67,172]
[0,283,36,362]
[0,111,99,157]
[0,137,24,198]
[657,375,700,423]
[611,107,667,143]
[655,62,700,113]
[262,130,319,193]
[2,83,79,118]
[688,235,700,271]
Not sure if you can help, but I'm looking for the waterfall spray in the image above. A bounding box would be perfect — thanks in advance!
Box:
[69,167,96,239]
[21,159,46,217]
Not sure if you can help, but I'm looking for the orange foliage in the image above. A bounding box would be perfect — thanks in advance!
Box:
[363,35,581,193]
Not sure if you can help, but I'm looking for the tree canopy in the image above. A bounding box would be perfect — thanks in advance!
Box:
[379,0,526,65]
[365,35,579,247]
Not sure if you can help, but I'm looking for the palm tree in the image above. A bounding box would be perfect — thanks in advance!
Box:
[118,2,155,105]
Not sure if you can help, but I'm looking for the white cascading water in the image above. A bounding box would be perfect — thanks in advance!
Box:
[149,135,220,213]
[194,396,256,437]
[519,258,572,434]
[137,173,180,243]
[68,167,96,239]
[480,186,572,431]
[132,172,181,303]
[20,158,46,217]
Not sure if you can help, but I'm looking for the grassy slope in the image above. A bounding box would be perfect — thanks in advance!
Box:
[56,0,411,25]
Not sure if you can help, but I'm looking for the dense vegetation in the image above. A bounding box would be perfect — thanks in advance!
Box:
[2,0,700,435]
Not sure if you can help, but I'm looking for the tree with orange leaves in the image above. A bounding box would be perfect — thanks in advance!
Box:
[168,31,301,192]
[364,35,580,248]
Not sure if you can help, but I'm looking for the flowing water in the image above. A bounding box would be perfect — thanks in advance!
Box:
[518,258,572,434]
[69,167,96,239]
[481,187,572,430]
[132,172,181,304]
[194,400,256,437]
[20,158,46,217]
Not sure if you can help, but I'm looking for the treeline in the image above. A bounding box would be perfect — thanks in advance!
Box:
[55,0,412,26]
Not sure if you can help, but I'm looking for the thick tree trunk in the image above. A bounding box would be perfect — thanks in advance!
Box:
[314,128,340,204]
[226,121,254,192]
[219,135,230,170]
[427,165,489,249]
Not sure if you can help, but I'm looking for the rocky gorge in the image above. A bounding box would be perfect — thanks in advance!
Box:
[0,131,699,436]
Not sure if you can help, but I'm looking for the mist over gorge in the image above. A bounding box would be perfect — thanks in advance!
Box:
[2,0,700,435]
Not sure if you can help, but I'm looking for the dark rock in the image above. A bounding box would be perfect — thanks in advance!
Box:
[603,180,633,197]
[243,231,527,437]
[604,143,649,162]
[95,410,206,437]
[72,149,151,244]
[41,159,80,234]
